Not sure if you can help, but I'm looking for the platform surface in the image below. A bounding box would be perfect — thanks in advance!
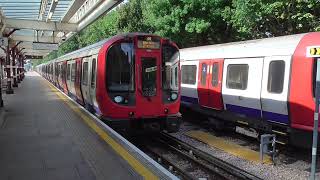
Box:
[0,72,176,180]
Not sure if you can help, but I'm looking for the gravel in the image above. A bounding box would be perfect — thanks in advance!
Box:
[170,121,315,180]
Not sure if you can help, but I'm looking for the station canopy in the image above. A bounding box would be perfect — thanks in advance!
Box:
[0,0,123,58]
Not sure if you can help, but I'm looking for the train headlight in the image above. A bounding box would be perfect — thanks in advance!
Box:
[171,93,178,100]
[114,96,124,103]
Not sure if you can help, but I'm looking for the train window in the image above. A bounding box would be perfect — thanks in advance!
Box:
[226,64,248,90]
[91,58,96,88]
[175,66,178,87]
[71,63,76,82]
[67,64,71,80]
[82,62,89,86]
[162,45,179,91]
[181,65,197,85]
[211,63,219,87]
[201,63,208,86]
[267,60,285,93]
[106,42,134,92]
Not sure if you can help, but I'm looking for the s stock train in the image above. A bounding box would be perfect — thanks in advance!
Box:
[37,33,181,133]
[180,32,320,148]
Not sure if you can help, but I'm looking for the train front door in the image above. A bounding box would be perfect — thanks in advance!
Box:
[135,50,162,118]
[197,59,224,110]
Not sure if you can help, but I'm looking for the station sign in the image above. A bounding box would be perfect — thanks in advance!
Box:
[307,46,320,57]
[33,42,59,50]
[25,55,43,59]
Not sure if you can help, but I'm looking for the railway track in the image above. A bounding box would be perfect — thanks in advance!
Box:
[137,132,262,180]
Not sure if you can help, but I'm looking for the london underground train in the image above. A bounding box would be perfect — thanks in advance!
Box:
[38,33,181,133]
[180,32,320,147]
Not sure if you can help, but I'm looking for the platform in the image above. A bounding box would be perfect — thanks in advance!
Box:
[0,72,177,180]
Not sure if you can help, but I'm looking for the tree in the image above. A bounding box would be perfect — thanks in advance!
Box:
[143,0,232,47]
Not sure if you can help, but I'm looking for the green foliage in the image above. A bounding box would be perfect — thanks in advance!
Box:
[40,0,320,63]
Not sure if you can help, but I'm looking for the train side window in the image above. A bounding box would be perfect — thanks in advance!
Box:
[82,62,89,86]
[201,63,208,86]
[267,60,285,93]
[211,63,219,87]
[91,58,96,88]
[181,65,197,85]
[174,66,178,87]
[226,64,249,90]
[67,64,71,80]
[71,63,76,82]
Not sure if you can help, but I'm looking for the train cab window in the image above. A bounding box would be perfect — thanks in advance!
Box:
[106,42,134,92]
[226,64,248,90]
[67,64,71,80]
[71,63,76,82]
[267,60,285,93]
[91,58,96,88]
[211,63,219,87]
[82,62,89,86]
[201,63,208,86]
[181,65,197,85]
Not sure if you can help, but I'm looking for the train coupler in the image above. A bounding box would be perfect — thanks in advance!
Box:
[165,113,182,133]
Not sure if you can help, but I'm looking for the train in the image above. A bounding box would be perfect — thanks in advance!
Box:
[180,32,320,148]
[37,33,181,133]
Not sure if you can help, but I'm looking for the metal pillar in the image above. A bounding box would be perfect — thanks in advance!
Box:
[5,44,13,94]
[0,57,3,107]
[310,57,320,180]
[11,48,17,87]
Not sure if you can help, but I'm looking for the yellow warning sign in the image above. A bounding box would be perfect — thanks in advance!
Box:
[307,46,320,57]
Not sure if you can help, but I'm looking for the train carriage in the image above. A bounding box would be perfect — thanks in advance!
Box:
[37,33,181,133]
[180,32,320,147]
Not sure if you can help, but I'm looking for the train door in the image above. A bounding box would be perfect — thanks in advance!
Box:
[136,50,162,117]
[66,61,72,95]
[222,58,263,119]
[261,56,291,124]
[81,57,91,107]
[75,58,84,105]
[89,55,98,111]
[208,59,224,110]
[62,61,68,94]
[69,61,77,99]
[198,60,210,107]
[197,59,224,110]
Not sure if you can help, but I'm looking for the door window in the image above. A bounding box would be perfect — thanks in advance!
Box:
[82,62,89,86]
[181,65,196,85]
[201,63,208,86]
[91,58,96,88]
[226,64,249,90]
[71,63,76,82]
[267,60,285,93]
[141,57,157,97]
[211,63,219,87]
[67,64,71,80]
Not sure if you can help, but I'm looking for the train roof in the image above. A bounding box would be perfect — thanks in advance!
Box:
[180,33,308,60]
[50,32,159,63]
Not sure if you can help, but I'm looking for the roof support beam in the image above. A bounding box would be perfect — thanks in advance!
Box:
[77,0,123,31]
[11,35,62,43]
[5,18,78,32]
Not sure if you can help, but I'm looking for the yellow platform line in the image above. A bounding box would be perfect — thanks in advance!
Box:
[185,130,271,164]
[44,80,158,180]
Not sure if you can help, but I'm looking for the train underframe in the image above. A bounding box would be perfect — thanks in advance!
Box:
[101,113,182,135]
[182,104,314,148]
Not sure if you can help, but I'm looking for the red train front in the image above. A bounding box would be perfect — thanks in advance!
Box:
[97,34,181,132]
[38,33,181,133]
